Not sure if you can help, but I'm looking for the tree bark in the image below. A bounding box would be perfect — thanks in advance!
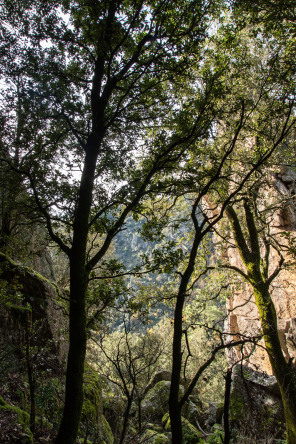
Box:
[254,284,296,444]
[25,322,36,436]
[119,395,133,444]
[223,368,232,444]
[55,147,98,444]
[226,204,296,444]
[169,207,201,444]
[169,292,185,444]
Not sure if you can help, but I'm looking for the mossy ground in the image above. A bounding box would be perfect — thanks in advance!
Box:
[0,395,33,443]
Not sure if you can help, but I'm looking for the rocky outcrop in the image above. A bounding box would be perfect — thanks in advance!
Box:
[25,225,56,282]
[144,370,172,395]
[142,381,173,420]
[0,252,68,366]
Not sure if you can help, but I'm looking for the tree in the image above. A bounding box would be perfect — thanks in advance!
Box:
[162,25,296,441]
[92,319,164,443]
[0,1,222,442]
[0,79,32,252]
[225,198,296,443]
[1,1,296,442]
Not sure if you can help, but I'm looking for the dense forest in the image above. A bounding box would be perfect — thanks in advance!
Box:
[1,0,296,443]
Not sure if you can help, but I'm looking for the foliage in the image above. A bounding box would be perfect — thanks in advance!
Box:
[0,1,237,438]
[1,0,296,442]
[206,425,224,444]
[36,378,64,429]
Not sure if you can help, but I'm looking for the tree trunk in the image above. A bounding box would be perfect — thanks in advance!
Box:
[55,147,98,444]
[169,217,201,444]
[223,368,232,444]
[55,278,87,444]
[254,284,296,444]
[119,395,133,444]
[25,335,36,435]
[138,398,142,433]
[24,309,36,435]
[169,293,185,444]
[226,204,296,443]
[0,209,12,247]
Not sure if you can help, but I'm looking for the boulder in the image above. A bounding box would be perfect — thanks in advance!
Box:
[144,371,171,395]
[229,365,285,442]
[142,381,172,421]
[81,366,114,444]
[142,429,170,444]
[0,252,68,367]
[162,413,202,443]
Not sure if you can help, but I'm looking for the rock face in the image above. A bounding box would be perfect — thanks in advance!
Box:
[0,252,68,367]
[0,199,69,366]
[25,225,56,282]
[224,167,296,374]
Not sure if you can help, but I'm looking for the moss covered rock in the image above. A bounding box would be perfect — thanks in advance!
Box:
[142,381,184,423]
[142,381,171,420]
[80,366,114,444]
[101,415,114,444]
[143,429,170,443]
[162,412,202,444]
[229,365,285,442]
[182,418,203,444]
[0,252,68,364]
[0,395,33,443]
